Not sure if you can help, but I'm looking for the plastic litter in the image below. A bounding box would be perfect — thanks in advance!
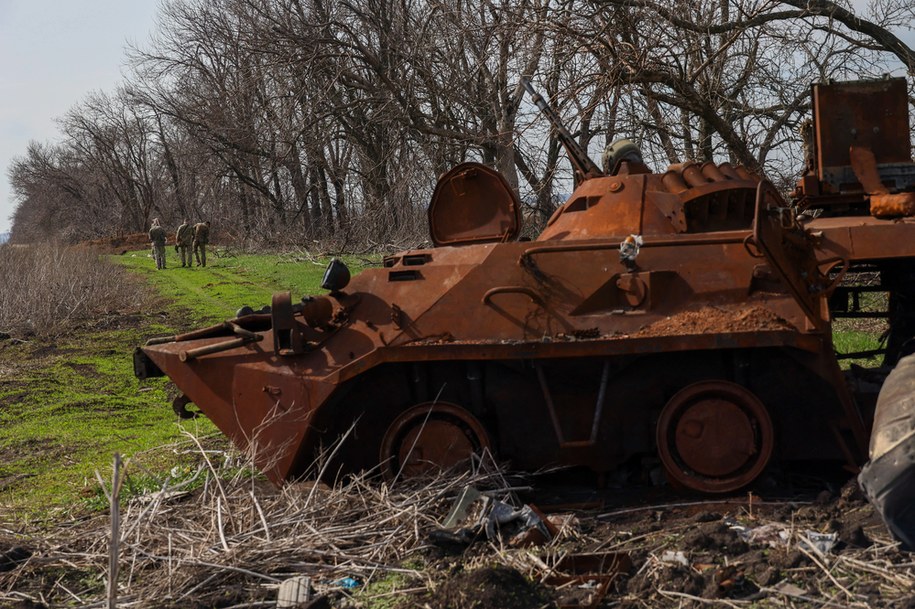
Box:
[660,550,689,567]
[431,487,560,548]
[333,577,360,589]
[799,530,838,555]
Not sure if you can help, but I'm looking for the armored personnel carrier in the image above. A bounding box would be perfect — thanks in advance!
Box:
[135,78,915,545]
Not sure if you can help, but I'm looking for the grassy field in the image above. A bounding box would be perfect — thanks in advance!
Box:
[0,248,370,519]
[112,249,369,324]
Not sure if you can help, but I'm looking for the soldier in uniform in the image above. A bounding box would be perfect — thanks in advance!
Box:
[193,220,211,267]
[175,219,193,267]
[148,218,167,270]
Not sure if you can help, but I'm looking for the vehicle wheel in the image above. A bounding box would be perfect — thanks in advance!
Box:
[657,380,774,494]
[859,353,915,549]
[379,402,491,483]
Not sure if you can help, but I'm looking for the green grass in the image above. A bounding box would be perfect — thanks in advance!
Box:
[356,569,420,609]
[0,249,373,518]
[833,329,884,369]
[111,248,373,325]
[0,332,214,516]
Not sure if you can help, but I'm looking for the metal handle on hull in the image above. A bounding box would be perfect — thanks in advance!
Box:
[482,286,545,306]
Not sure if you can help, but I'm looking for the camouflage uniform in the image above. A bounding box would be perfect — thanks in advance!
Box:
[193,221,211,267]
[148,220,167,270]
[175,221,194,267]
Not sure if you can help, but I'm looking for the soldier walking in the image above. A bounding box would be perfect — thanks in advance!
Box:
[193,220,211,267]
[148,218,167,270]
[175,219,193,267]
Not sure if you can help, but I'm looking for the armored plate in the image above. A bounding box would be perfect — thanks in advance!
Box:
[428,162,522,246]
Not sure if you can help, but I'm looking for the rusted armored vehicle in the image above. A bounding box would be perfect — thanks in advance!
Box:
[135,78,915,539]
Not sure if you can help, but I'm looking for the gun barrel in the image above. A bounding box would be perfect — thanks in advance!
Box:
[521,77,602,178]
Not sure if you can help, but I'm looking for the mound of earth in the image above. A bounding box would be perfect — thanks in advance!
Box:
[426,566,553,609]
[636,304,793,336]
[0,545,31,572]
[77,232,167,254]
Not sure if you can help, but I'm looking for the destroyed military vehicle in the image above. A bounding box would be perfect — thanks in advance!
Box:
[135,77,915,547]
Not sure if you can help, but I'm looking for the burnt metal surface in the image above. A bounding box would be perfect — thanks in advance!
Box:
[849,145,915,218]
[798,77,915,212]
[137,78,915,514]
[812,78,913,194]
[379,402,491,482]
[794,77,915,549]
[657,380,774,494]
[137,156,859,490]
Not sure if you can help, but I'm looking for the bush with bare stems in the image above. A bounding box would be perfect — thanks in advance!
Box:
[0,244,152,338]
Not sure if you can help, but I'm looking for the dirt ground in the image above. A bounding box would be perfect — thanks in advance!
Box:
[413,473,913,609]
[2,464,913,609]
[76,232,170,255]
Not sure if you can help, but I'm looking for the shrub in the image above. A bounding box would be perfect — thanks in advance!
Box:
[0,244,152,336]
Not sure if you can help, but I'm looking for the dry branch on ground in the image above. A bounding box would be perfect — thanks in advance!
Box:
[2,449,915,609]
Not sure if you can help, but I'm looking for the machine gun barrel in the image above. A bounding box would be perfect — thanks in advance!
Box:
[521,77,603,179]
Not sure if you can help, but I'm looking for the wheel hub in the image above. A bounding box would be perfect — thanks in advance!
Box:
[658,381,774,493]
[380,402,490,482]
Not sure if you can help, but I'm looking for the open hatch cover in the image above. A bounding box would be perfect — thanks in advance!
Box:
[428,162,522,247]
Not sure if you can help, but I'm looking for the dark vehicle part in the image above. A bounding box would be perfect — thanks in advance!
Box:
[133,347,163,379]
[136,78,915,515]
[321,258,351,292]
[520,77,602,180]
[859,353,915,549]
[172,394,197,419]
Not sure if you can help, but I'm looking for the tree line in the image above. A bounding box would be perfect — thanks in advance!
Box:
[8,0,915,249]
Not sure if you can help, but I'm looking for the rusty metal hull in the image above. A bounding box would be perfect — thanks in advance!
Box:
[140,194,865,489]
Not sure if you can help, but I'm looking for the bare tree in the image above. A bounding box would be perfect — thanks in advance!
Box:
[8,0,915,247]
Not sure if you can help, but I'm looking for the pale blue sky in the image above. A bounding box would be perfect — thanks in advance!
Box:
[0,0,160,233]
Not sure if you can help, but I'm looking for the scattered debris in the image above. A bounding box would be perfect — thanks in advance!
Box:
[277,575,312,608]
[769,580,809,599]
[659,550,689,567]
[432,487,562,548]
[0,462,910,608]
[543,552,632,609]
[799,530,838,555]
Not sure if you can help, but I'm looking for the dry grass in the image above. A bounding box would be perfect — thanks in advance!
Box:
[0,437,518,609]
[0,244,152,337]
[4,439,915,609]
